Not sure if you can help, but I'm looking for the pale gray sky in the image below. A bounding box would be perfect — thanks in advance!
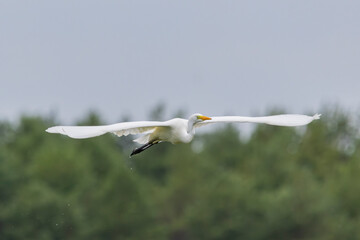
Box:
[1,1,359,123]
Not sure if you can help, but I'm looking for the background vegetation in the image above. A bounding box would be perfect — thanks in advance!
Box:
[0,106,359,240]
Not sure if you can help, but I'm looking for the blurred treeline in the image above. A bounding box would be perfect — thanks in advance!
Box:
[1,106,360,240]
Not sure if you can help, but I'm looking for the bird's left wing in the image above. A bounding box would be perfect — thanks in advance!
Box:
[46,121,171,139]
[196,114,321,128]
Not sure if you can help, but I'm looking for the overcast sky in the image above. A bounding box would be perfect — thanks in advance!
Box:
[1,1,359,123]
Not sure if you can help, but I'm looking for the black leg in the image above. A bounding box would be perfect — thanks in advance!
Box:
[130,141,159,157]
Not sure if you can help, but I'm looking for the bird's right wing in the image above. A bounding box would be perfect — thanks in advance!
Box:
[196,114,321,128]
[46,121,171,139]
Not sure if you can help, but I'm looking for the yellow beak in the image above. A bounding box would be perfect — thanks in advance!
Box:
[198,115,212,121]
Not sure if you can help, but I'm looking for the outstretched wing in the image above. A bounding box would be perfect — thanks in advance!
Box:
[196,114,321,128]
[46,121,171,139]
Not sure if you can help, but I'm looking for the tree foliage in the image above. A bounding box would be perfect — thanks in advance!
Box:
[0,106,359,239]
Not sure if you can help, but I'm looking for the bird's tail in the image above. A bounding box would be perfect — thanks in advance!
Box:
[130,141,159,157]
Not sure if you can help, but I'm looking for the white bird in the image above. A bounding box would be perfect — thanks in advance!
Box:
[46,113,321,156]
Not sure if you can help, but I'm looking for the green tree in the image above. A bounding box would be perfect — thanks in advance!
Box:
[1,106,360,239]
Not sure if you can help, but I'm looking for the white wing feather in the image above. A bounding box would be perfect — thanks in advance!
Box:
[46,121,171,139]
[196,114,321,128]
[46,114,320,140]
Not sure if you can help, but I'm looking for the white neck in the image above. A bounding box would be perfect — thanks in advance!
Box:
[187,118,196,135]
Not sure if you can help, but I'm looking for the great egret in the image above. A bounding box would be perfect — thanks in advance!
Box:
[46,113,321,156]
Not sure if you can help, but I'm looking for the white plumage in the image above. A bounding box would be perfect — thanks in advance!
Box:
[46,113,321,156]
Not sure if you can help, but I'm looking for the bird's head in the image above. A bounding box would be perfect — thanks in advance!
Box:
[187,113,212,134]
[189,113,212,123]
